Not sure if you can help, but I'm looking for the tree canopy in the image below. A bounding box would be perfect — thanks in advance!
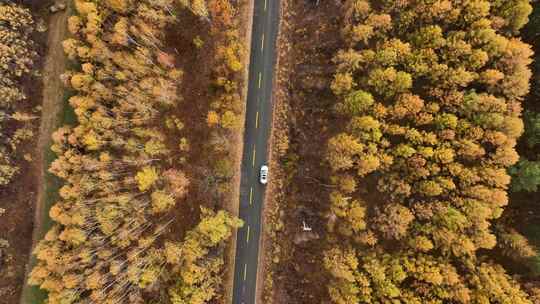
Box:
[0,3,38,186]
[324,0,535,302]
[29,0,242,303]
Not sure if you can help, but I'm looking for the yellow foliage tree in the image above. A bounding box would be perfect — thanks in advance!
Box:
[207,110,220,126]
[136,166,159,191]
[151,190,176,213]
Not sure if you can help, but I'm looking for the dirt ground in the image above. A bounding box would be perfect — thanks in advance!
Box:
[0,154,39,303]
[160,10,216,242]
[262,0,343,303]
[31,2,70,242]
[0,1,56,303]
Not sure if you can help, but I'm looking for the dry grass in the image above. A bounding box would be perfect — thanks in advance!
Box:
[256,0,343,302]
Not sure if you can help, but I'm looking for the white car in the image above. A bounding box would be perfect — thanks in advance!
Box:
[260,165,269,184]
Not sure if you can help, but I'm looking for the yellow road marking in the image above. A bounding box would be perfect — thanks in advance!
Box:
[249,187,253,205]
[247,226,250,243]
[264,0,267,11]
[258,72,262,88]
[255,111,259,128]
[244,264,248,280]
[261,34,265,51]
[252,147,256,167]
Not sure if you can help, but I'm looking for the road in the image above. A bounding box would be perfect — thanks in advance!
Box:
[231,0,280,302]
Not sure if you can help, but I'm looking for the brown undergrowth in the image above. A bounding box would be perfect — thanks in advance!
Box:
[261,0,343,302]
[155,3,251,301]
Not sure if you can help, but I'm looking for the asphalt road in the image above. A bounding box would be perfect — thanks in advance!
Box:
[231,0,280,302]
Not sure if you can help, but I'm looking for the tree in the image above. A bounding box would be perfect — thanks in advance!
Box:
[136,166,159,191]
[327,134,363,171]
[104,0,133,13]
[0,2,37,187]
[28,1,251,303]
[74,0,97,15]
[182,0,209,18]
[391,93,424,119]
[409,25,445,49]
[151,190,176,213]
[374,204,414,240]
[167,209,242,303]
[509,159,540,192]
[367,68,412,98]
[350,24,373,44]
[323,247,358,282]
[497,228,536,261]
[331,72,355,96]
[471,263,532,303]
[164,169,189,198]
[492,0,532,33]
[214,158,234,179]
[336,90,374,116]
[208,0,234,26]
[110,17,129,46]
[207,111,220,126]
[523,111,540,148]
[220,110,242,130]
[417,180,443,197]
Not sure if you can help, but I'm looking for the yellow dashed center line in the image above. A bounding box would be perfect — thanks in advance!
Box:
[244,264,248,281]
[247,226,250,243]
[264,0,267,11]
[252,146,256,167]
[255,111,259,128]
[261,34,265,51]
[258,72,262,88]
[249,187,253,205]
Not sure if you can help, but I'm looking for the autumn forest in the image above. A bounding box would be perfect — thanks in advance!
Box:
[2,0,540,303]
[2,0,244,303]
[265,0,540,303]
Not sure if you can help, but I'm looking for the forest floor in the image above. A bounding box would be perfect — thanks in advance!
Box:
[160,10,215,244]
[160,6,249,303]
[18,2,73,304]
[261,0,342,303]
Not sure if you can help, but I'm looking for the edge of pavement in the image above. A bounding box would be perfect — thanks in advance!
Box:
[255,0,287,302]
[222,0,255,302]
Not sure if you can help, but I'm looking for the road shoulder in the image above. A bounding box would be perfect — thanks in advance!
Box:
[222,0,255,302]
[256,0,291,301]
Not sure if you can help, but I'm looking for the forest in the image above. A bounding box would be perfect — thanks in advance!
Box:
[326,0,540,303]
[0,2,42,302]
[0,3,39,187]
[6,0,540,303]
[2,0,247,303]
[264,0,540,303]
